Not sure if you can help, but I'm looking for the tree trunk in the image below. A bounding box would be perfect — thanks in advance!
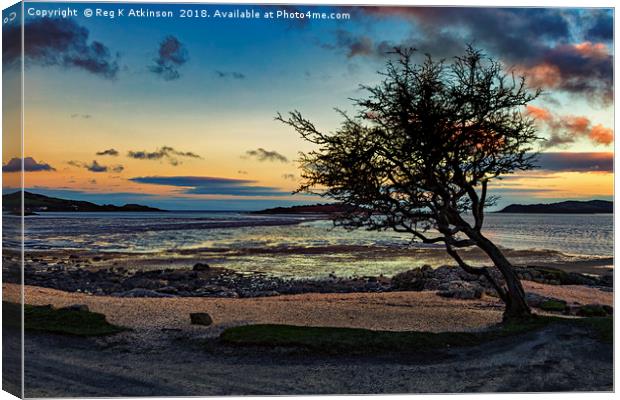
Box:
[466,230,531,321]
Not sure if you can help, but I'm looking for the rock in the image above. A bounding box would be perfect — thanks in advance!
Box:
[524,266,568,285]
[565,272,597,286]
[525,292,549,308]
[123,277,164,290]
[193,263,210,271]
[60,304,89,312]
[157,286,179,294]
[190,312,213,326]
[112,288,175,298]
[598,274,613,287]
[391,265,434,291]
[437,281,483,300]
[422,278,441,291]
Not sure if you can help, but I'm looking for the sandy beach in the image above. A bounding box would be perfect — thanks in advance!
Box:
[4,281,612,334]
[3,280,613,396]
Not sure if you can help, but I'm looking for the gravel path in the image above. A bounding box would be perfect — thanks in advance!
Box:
[9,321,612,396]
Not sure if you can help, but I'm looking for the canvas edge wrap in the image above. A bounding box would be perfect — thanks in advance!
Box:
[2,1,24,398]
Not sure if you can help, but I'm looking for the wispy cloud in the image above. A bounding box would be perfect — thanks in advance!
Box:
[2,157,55,172]
[130,176,292,197]
[149,36,189,81]
[127,146,201,166]
[96,148,119,156]
[244,148,288,163]
[215,71,246,79]
[527,105,613,147]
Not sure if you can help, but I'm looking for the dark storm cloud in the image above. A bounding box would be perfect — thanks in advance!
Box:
[149,36,189,81]
[96,148,119,156]
[244,148,288,163]
[535,152,613,173]
[127,146,201,166]
[529,42,613,105]
[68,160,124,173]
[130,176,292,197]
[2,157,55,172]
[584,10,613,42]
[349,7,571,60]
[3,18,119,78]
[329,7,612,105]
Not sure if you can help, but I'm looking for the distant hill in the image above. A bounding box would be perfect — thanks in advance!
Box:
[498,200,612,214]
[2,191,164,214]
[252,203,356,215]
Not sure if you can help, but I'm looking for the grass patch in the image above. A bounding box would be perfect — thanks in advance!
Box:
[220,315,612,354]
[539,299,567,312]
[572,317,613,343]
[3,302,126,336]
[576,304,609,318]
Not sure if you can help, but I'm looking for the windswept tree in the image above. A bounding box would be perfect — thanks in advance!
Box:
[278,47,541,320]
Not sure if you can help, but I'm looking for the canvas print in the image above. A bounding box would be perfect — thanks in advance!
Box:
[1,1,614,397]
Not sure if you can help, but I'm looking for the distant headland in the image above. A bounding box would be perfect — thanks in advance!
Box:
[255,200,613,215]
[498,200,612,214]
[251,203,355,215]
[2,191,164,214]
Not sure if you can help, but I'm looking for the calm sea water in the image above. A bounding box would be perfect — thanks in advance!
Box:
[3,211,613,278]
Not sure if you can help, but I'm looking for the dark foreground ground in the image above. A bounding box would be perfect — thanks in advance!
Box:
[5,322,612,397]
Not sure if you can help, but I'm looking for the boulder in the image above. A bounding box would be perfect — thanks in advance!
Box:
[437,280,483,300]
[525,292,549,308]
[193,263,210,271]
[565,272,598,286]
[391,265,434,291]
[157,286,179,294]
[190,312,213,326]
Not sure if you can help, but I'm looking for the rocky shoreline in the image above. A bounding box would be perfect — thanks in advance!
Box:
[2,250,613,316]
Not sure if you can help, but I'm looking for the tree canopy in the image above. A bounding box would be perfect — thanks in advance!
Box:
[278,46,542,319]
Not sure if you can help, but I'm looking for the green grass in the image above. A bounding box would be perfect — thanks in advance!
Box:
[220,316,612,354]
[3,302,126,336]
[573,317,613,343]
[539,299,567,312]
[576,304,609,318]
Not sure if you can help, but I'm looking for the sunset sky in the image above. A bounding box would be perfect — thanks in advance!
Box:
[2,3,614,210]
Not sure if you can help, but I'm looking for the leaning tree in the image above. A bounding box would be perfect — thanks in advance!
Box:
[277,46,542,320]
